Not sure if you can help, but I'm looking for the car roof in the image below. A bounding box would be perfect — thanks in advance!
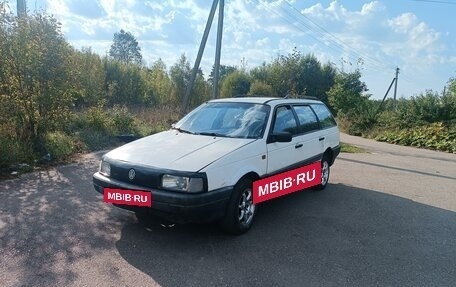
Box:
[209,97,323,105]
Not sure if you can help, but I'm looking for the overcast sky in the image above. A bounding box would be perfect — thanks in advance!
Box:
[5,0,456,99]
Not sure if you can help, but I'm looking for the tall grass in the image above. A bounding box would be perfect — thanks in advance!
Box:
[1,105,183,172]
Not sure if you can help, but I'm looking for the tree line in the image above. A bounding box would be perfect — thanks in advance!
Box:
[1,11,455,168]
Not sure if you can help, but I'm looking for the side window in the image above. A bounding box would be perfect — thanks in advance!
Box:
[311,104,337,129]
[293,105,320,133]
[272,106,298,135]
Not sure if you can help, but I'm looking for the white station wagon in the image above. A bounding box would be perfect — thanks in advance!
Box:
[93,97,340,234]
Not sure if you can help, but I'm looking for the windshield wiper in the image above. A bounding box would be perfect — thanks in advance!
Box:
[172,127,195,134]
[198,132,226,137]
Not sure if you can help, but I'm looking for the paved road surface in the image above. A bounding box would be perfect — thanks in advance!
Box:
[1,134,455,287]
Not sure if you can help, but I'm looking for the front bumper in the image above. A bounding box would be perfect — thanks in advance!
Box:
[93,172,232,223]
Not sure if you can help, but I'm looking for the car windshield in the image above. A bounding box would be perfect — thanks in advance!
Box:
[174,102,270,139]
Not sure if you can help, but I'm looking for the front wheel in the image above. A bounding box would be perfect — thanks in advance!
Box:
[220,178,256,234]
[313,156,330,191]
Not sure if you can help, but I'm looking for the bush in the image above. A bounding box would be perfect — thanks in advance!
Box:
[220,71,251,98]
[69,105,151,151]
[375,122,456,153]
[73,106,114,134]
[337,112,376,136]
[0,136,34,168]
[77,129,117,151]
[132,105,180,135]
[44,131,76,161]
[111,105,137,134]
[248,81,276,97]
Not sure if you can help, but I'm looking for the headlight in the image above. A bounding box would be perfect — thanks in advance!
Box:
[99,160,111,177]
[161,174,204,193]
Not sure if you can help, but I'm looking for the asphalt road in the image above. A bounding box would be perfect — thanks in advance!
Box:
[1,134,455,287]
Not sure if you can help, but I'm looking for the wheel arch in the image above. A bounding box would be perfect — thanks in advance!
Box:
[239,171,260,183]
[323,147,335,165]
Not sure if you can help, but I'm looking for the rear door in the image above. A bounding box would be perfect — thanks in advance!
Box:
[310,104,339,151]
[292,105,325,162]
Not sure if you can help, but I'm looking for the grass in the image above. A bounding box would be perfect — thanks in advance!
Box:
[131,105,181,134]
[0,105,182,178]
[340,142,366,153]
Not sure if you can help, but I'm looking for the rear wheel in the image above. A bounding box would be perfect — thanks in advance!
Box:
[220,178,256,234]
[314,155,330,190]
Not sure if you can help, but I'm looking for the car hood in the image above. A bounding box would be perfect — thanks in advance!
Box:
[104,130,256,171]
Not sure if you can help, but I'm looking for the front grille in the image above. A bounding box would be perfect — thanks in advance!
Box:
[105,158,208,192]
[110,163,161,189]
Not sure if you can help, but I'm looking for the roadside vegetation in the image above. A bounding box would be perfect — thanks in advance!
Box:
[334,86,456,153]
[340,143,366,153]
[1,10,455,175]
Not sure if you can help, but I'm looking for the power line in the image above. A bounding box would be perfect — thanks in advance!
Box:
[256,1,419,85]
[282,2,391,72]
[285,2,417,84]
[254,0,391,74]
[409,0,456,5]
[254,1,360,64]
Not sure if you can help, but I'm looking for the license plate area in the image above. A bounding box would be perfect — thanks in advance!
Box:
[103,187,152,207]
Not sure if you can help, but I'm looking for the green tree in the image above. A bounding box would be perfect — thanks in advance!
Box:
[441,77,456,121]
[327,70,368,115]
[411,91,442,123]
[249,51,335,101]
[170,54,192,105]
[248,80,276,97]
[208,64,237,87]
[220,71,251,98]
[147,59,172,105]
[72,48,106,107]
[317,63,337,103]
[0,12,75,145]
[170,54,209,107]
[327,70,373,134]
[104,59,149,106]
[109,29,142,65]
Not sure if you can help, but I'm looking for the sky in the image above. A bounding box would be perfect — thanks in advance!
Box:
[4,0,456,99]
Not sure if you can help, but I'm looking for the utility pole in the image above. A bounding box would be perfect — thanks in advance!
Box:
[17,0,26,17]
[212,0,224,99]
[374,77,396,118]
[393,67,399,108]
[181,0,224,113]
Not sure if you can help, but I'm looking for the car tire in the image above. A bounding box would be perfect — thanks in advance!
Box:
[313,155,330,191]
[220,178,256,234]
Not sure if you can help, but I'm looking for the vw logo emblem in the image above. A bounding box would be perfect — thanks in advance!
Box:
[128,169,136,180]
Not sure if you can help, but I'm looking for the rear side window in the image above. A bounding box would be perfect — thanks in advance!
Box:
[311,104,337,129]
[293,105,320,133]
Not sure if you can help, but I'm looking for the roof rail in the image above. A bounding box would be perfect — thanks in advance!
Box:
[299,96,320,100]
[282,94,320,101]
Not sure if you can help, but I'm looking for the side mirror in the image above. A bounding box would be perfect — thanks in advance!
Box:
[267,132,292,143]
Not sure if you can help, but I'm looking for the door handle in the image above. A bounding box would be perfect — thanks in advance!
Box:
[319,137,325,141]
[295,143,303,149]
